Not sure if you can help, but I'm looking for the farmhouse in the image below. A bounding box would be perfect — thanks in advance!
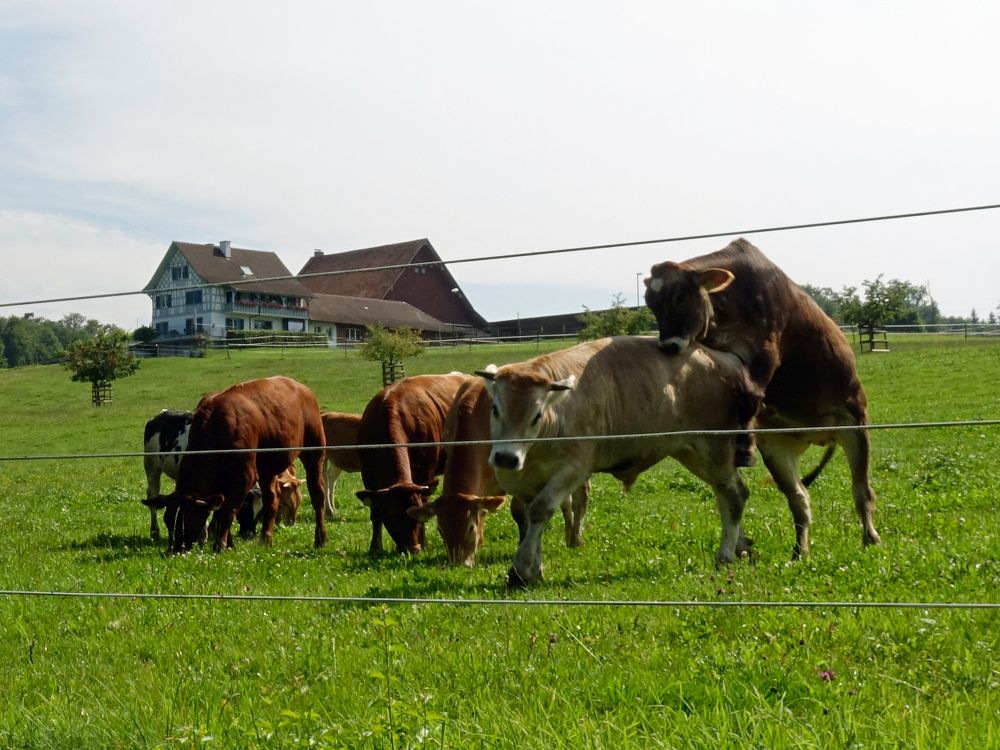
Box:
[143,238,489,344]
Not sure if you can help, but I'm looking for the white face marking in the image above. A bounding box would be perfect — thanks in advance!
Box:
[648,278,664,293]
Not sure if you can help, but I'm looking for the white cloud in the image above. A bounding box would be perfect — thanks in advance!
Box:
[1,1,998,326]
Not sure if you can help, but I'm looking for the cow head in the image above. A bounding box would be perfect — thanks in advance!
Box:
[356,479,438,553]
[273,470,303,525]
[477,365,575,471]
[142,493,224,552]
[644,262,734,354]
[408,493,506,567]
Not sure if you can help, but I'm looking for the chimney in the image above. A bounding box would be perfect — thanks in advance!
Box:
[314,249,324,257]
[218,240,231,258]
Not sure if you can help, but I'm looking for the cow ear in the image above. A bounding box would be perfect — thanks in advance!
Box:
[417,479,439,498]
[699,268,735,293]
[193,494,225,511]
[475,364,498,381]
[142,495,170,509]
[549,374,576,392]
[356,489,374,507]
[407,503,437,522]
[473,495,507,513]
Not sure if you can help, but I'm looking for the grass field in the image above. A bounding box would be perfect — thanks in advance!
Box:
[1,335,998,749]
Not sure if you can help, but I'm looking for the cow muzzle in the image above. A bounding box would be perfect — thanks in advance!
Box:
[657,335,690,355]
[491,448,523,471]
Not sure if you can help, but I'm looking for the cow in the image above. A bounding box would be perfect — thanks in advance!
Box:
[142,376,327,553]
[143,409,193,540]
[321,411,362,515]
[234,466,302,534]
[407,377,588,567]
[644,238,881,557]
[355,372,472,555]
[478,336,759,587]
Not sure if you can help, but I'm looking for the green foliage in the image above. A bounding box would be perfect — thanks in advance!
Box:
[577,293,655,340]
[0,312,115,368]
[131,325,158,343]
[359,325,425,364]
[802,277,940,327]
[63,330,140,388]
[0,338,998,747]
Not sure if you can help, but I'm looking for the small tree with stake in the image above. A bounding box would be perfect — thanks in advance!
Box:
[64,330,140,406]
[359,325,425,386]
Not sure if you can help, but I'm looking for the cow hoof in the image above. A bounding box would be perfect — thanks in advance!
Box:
[507,566,529,589]
[506,565,541,589]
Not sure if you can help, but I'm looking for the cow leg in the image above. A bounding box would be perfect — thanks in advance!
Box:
[300,449,328,548]
[368,508,384,555]
[562,479,590,548]
[323,463,343,516]
[710,472,749,564]
[144,459,162,540]
[509,475,580,587]
[256,474,279,546]
[759,434,812,559]
[837,427,881,547]
[510,497,528,543]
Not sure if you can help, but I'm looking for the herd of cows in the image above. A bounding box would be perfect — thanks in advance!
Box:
[141,239,882,587]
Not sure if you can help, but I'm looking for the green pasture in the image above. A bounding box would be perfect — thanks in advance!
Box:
[0,335,998,749]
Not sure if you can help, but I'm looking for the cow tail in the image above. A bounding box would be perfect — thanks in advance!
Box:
[801,445,836,487]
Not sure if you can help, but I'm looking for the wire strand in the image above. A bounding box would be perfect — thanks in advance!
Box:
[3,202,999,309]
[1,419,997,463]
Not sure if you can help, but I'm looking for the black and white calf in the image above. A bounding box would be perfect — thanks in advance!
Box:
[143,408,267,544]
[143,410,194,540]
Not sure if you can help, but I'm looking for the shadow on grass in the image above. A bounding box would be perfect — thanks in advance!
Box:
[64,533,163,562]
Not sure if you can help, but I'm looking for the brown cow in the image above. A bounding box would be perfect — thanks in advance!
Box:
[274,466,304,525]
[321,411,362,515]
[355,373,472,555]
[479,336,759,587]
[408,377,588,567]
[644,238,881,556]
[142,376,327,552]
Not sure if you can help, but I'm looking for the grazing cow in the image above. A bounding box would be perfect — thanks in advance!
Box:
[321,411,362,515]
[478,336,759,587]
[408,377,588,567]
[644,238,880,556]
[142,376,327,553]
[235,466,302,534]
[143,409,193,540]
[355,373,472,555]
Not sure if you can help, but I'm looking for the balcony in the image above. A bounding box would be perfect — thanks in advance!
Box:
[225,302,308,319]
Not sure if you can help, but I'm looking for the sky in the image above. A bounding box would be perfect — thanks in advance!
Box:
[2,1,999,330]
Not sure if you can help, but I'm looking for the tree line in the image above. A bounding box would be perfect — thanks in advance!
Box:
[0,313,125,369]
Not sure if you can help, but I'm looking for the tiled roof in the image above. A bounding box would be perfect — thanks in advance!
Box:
[297,239,429,298]
[144,242,315,298]
[308,293,447,331]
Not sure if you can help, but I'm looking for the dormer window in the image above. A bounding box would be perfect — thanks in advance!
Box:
[240,265,253,275]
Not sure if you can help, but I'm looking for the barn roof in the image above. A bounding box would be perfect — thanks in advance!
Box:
[143,242,314,298]
[297,239,429,298]
[308,293,447,331]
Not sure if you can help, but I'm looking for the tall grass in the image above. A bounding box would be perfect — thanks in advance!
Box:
[1,337,998,748]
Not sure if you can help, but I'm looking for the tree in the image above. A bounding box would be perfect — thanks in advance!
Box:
[132,325,158,343]
[63,330,140,405]
[577,293,656,340]
[359,325,425,386]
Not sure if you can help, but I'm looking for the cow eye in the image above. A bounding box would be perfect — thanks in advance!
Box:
[491,404,499,418]
[531,411,542,426]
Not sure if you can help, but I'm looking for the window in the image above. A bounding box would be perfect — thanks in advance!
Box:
[155,294,172,309]
[185,290,203,305]
[155,322,168,337]
[240,265,254,275]
[253,320,273,330]
[171,265,189,281]
[226,318,245,331]
[345,327,361,341]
